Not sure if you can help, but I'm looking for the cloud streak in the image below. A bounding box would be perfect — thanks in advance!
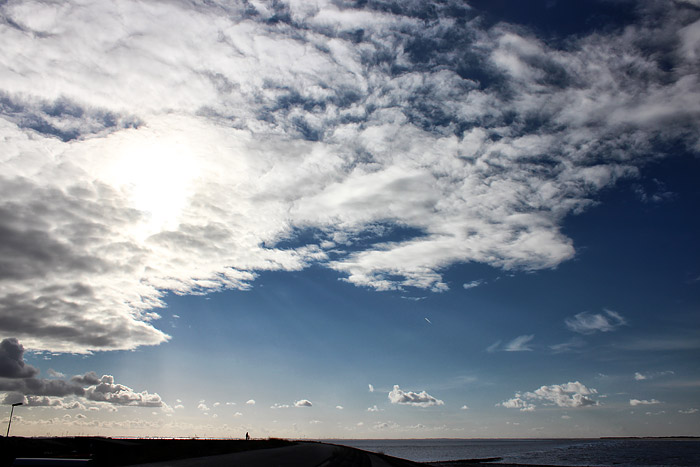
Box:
[565,310,627,334]
[1,1,699,352]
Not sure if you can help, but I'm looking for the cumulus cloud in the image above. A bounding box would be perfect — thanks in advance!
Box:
[1,0,699,352]
[368,384,374,393]
[367,405,381,412]
[0,338,166,408]
[270,403,290,409]
[294,399,313,407]
[47,369,65,378]
[565,310,627,334]
[679,408,698,414]
[246,399,255,406]
[500,381,599,411]
[0,338,38,378]
[197,402,210,412]
[388,385,444,408]
[498,396,536,412]
[630,399,661,406]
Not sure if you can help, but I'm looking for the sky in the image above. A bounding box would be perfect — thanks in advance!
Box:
[0,0,699,439]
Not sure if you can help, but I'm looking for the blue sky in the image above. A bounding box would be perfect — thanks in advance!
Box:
[1,0,699,438]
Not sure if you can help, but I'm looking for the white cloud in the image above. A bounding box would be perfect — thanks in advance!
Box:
[498,396,535,412]
[1,0,698,353]
[335,405,344,410]
[634,370,674,381]
[246,399,256,406]
[679,408,698,414]
[367,405,381,412]
[463,280,485,290]
[388,385,444,408]
[294,399,313,407]
[500,381,599,411]
[47,369,65,378]
[549,338,585,353]
[460,405,469,410]
[527,382,598,408]
[270,403,290,409]
[630,399,661,406]
[368,384,374,393]
[503,335,535,352]
[565,309,627,334]
[488,335,535,352]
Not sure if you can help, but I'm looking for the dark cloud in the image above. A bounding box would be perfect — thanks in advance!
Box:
[0,337,38,378]
[0,338,165,407]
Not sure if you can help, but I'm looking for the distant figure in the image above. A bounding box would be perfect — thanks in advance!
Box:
[246,432,250,441]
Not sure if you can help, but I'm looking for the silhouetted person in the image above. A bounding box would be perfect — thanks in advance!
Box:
[246,432,250,441]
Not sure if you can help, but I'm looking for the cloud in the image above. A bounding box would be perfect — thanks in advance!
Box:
[388,385,444,408]
[503,335,535,352]
[463,280,485,290]
[630,399,661,406]
[460,405,469,410]
[1,1,699,352]
[246,399,256,406]
[549,338,585,353]
[368,384,374,393]
[270,403,290,409]
[335,405,344,410]
[634,370,674,381]
[565,309,627,334]
[294,399,313,407]
[527,382,599,408]
[82,374,166,407]
[47,369,65,378]
[500,381,599,411]
[679,408,698,414]
[498,396,536,412]
[367,405,381,412]
[0,339,165,408]
[488,334,534,352]
[0,338,38,378]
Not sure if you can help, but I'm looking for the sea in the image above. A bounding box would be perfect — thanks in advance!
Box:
[326,438,700,466]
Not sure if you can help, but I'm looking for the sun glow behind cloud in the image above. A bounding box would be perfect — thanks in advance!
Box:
[105,127,201,237]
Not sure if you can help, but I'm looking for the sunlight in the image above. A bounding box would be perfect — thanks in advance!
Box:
[111,134,199,236]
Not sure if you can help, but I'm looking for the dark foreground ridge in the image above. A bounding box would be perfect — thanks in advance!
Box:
[0,436,561,467]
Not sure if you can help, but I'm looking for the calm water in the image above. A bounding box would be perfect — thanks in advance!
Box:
[327,438,700,466]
